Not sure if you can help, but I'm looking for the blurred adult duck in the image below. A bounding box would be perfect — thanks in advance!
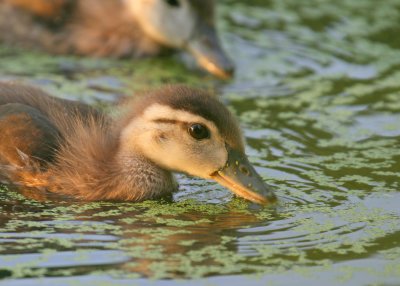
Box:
[0,0,234,78]
[0,82,276,204]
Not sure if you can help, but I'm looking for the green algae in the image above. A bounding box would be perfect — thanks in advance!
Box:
[1,184,398,280]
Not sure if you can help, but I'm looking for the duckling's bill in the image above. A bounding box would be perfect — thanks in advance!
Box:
[211,148,277,205]
[187,23,234,79]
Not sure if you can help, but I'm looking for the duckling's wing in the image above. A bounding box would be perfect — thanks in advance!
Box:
[4,0,74,19]
[0,103,60,169]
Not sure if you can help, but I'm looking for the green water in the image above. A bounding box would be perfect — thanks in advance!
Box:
[0,0,399,285]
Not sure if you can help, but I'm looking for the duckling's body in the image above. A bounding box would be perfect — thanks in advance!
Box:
[0,82,275,204]
[0,83,175,201]
[0,0,234,78]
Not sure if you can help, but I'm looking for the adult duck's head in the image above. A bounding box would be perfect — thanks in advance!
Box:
[125,0,234,79]
[119,86,276,205]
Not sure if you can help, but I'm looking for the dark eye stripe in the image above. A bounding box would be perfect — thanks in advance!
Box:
[152,118,186,125]
[165,0,180,7]
[152,119,211,140]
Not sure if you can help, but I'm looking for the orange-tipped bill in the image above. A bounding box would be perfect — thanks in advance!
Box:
[186,23,234,79]
[211,148,277,205]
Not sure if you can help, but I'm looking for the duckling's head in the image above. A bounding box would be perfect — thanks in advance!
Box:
[119,86,276,205]
[125,0,234,79]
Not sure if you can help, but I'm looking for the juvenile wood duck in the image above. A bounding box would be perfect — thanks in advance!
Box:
[0,82,276,205]
[0,0,234,79]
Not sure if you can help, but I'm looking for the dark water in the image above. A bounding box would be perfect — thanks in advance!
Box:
[0,0,399,285]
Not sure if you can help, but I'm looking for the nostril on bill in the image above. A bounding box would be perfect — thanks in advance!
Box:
[239,165,251,176]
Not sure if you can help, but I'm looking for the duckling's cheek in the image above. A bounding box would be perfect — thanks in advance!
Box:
[194,141,228,178]
[126,0,195,48]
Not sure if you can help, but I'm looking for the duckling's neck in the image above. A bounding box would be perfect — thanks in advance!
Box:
[114,152,178,201]
[50,151,177,202]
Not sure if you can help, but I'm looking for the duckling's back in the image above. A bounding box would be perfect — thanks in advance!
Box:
[0,82,102,164]
[0,82,100,123]
[0,0,160,57]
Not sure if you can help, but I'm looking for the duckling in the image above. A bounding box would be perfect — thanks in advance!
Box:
[0,0,234,79]
[0,82,276,205]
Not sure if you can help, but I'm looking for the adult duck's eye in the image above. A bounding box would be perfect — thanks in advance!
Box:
[165,0,180,7]
[188,123,210,140]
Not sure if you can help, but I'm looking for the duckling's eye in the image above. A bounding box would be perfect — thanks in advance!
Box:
[165,0,180,7]
[188,124,210,140]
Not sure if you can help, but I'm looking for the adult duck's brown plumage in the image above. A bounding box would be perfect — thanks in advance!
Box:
[0,82,276,205]
[0,0,234,79]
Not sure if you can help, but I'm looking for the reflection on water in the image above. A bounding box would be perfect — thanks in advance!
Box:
[1,0,400,285]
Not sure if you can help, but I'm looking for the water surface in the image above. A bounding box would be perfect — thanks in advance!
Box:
[0,0,399,285]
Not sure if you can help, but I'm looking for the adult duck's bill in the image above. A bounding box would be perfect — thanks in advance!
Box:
[210,148,277,205]
[187,22,234,79]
